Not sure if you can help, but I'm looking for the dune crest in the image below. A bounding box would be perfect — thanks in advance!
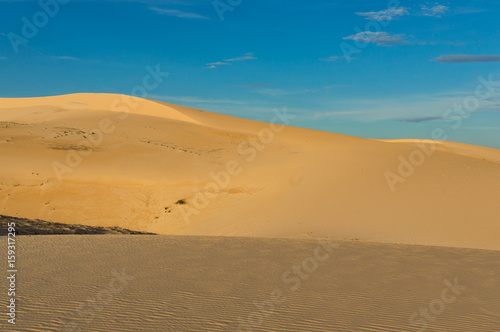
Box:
[1,93,500,250]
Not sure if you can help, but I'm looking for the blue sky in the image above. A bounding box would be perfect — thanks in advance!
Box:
[1,0,500,148]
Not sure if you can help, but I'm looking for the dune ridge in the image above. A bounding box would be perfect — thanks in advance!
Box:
[1,93,500,250]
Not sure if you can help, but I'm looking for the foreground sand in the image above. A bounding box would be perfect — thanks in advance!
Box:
[1,235,499,331]
[1,93,500,250]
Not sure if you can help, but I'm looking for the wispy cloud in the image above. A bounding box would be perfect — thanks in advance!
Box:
[394,116,443,123]
[310,87,500,122]
[225,53,257,62]
[206,53,257,68]
[322,85,351,93]
[355,7,409,21]
[421,4,449,17]
[148,94,244,104]
[149,7,208,19]
[420,41,467,46]
[253,88,316,97]
[313,110,369,119]
[462,126,500,130]
[232,84,273,88]
[343,31,410,46]
[206,61,230,68]
[319,55,355,62]
[480,103,500,112]
[51,56,80,60]
[453,7,485,15]
[432,54,500,63]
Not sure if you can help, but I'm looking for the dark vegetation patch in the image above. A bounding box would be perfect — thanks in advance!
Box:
[0,215,156,235]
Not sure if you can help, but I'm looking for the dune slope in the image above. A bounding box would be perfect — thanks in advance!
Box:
[1,93,500,249]
[2,235,500,331]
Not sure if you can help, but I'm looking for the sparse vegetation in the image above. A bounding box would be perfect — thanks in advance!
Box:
[0,215,156,235]
[175,199,187,205]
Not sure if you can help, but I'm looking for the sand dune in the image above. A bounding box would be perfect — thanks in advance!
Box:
[1,93,500,250]
[2,235,499,331]
[2,94,500,332]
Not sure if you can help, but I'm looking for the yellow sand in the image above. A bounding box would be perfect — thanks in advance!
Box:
[1,93,500,250]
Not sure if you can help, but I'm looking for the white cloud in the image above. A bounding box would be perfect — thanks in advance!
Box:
[205,62,230,69]
[343,31,410,46]
[461,126,500,130]
[421,4,449,17]
[149,7,208,19]
[312,87,500,122]
[206,61,231,68]
[51,56,80,60]
[432,54,500,63]
[355,7,409,21]
[394,116,443,123]
[225,53,257,62]
[253,88,315,97]
[313,110,369,119]
[206,53,256,68]
[319,55,355,62]
[453,7,485,15]
[232,84,273,88]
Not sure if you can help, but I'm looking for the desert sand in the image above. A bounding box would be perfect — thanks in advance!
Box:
[1,235,499,331]
[1,94,500,331]
[1,93,500,249]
